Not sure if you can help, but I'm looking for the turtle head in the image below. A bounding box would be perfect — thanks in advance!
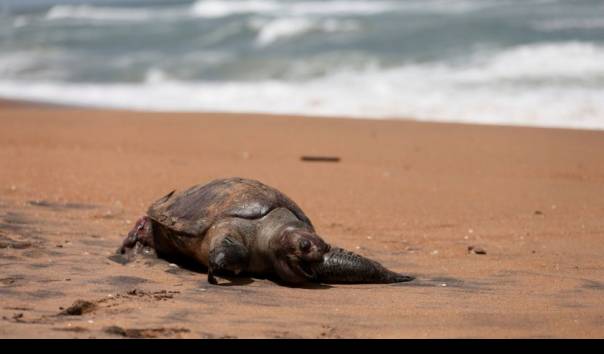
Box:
[271,226,330,284]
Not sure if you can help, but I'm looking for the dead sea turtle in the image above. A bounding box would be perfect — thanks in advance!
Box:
[118,177,413,285]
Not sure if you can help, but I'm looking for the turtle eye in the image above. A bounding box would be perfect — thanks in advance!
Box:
[299,239,311,252]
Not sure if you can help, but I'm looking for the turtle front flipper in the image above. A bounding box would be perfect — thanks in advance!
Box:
[207,235,250,285]
[311,247,414,284]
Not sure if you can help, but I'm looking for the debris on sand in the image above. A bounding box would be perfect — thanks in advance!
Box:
[2,313,26,323]
[534,210,544,215]
[58,300,97,316]
[104,325,190,338]
[467,246,487,255]
[126,289,180,301]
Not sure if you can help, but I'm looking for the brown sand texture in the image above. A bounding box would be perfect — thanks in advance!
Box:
[1,105,603,338]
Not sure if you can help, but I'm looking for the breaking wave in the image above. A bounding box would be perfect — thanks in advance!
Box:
[41,0,507,22]
[1,42,603,130]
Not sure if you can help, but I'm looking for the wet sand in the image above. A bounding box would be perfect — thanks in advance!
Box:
[1,104,603,338]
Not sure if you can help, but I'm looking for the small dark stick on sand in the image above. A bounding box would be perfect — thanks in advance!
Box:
[300,156,341,162]
[468,246,487,255]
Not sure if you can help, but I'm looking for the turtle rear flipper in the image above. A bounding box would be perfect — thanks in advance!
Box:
[312,247,414,284]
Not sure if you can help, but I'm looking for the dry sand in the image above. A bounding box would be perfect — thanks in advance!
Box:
[1,103,603,338]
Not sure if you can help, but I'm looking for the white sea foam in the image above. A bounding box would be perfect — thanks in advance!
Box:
[190,0,502,18]
[253,17,313,46]
[42,1,395,22]
[46,5,156,21]
[144,68,169,84]
[459,42,604,81]
[251,17,359,46]
[533,18,604,32]
[40,0,512,23]
[0,52,39,76]
[0,42,603,130]
[191,0,281,18]
[12,16,32,28]
[45,4,189,22]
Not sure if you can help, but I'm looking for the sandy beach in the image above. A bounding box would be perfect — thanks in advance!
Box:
[1,103,603,338]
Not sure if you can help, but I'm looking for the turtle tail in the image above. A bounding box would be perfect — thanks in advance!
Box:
[311,247,414,284]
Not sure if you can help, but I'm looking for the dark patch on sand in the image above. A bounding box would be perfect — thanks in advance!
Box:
[0,276,25,286]
[528,335,556,339]
[401,276,459,287]
[46,250,66,257]
[107,254,130,265]
[425,223,457,229]
[106,275,150,286]
[142,257,170,268]
[0,239,33,249]
[4,306,33,311]
[205,284,259,296]
[21,249,47,258]
[0,257,20,262]
[582,279,604,290]
[104,325,190,338]
[560,302,587,309]
[29,263,53,269]
[238,296,284,307]
[78,237,112,247]
[468,313,540,329]
[164,265,195,275]
[401,275,491,293]
[163,309,194,322]
[591,316,604,327]
[0,223,27,234]
[0,288,16,296]
[52,326,89,332]
[429,277,467,287]
[28,200,97,210]
[27,289,65,299]
[267,330,304,339]
[2,212,33,226]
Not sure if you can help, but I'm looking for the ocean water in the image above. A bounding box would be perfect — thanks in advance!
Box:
[1,0,604,129]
